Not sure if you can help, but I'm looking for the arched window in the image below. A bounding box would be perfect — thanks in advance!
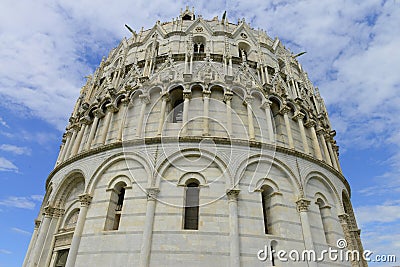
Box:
[316,198,332,244]
[54,249,69,267]
[64,209,79,230]
[193,36,206,54]
[238,42,250,62]
[182,14,192,20]
[105,183,126,231]
[184,180,200,230]
[261,185,273,234]
[173,99,183,123]
[169,87,184,123]
[113,187,125,230]
[194,43,204,53]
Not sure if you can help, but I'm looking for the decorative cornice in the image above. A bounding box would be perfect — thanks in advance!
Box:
[292,111,305,121]
[279,105,291,115]
[304,119,316,128]
[94,108,105,119]
[202,90,211,97]
[296,198,311,212]
[260,100,272,110]
[106,103,119,113]
[226,189,240,201]
[183,90,192,99]
[338,213,350,224]
[139,94,150,104]
[223,91,233,102]
[43,206,64,217]
[79,194,93,206]
[46,137,350,197]
[146,188,160,200]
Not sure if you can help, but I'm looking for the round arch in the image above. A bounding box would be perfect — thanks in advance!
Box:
[235,154,302,196]
[86,152,153,195]
[304,171,342,211]
[154,147,231,188]
[52,170,86,209]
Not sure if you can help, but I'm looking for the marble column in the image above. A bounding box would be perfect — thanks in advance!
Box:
[43,208,64,267]
[189,53,193,74]
[77,119,90,154]
[28,207,53,267]
[65,194,92,267]
[59,131,72,163]
[264,66,270,84]
[71,123,85,156]
[332,145,343,173]
[260,64,266,84]
[228,57,233,76]
[65,126,80,160]
[139,188,160,267]
[317,127,333,165]
[101,103,119,144]
[157,92,169,136]
[115,98,128,141]
[136,94,150,138]
[280,105,294,149]
[326,135,338,169]
[23,220,40,267]
[85,109,104,150]
[227,189,240,267]
[184,53,188,74]
[181,90,191,135]
[224,92,233,136]
[293,111,310,154]
[261,100,275,143]
[305,120,323,160]
[202,90,211,136]
[296,198,317,267]
[245,96,255,141]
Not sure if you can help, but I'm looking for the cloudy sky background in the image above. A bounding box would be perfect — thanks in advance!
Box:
[0,0,399,266]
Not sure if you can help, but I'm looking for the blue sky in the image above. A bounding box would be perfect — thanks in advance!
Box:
[0,0,399,266]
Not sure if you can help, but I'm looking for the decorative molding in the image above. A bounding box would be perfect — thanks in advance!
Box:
[296,198,311,212]
[146,188,160,200]
[79,194,93,206]
[226,189,240,201]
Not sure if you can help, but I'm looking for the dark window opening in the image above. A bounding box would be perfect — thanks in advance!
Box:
[116,187,125,212]
[239,49,247,61]
[113,187,125,230]
[194,43,205,53]
[184,182,199,230]
[262,190,269,234]
[55,249,69,267]
[173,99,184,123]
[182,14,192,20]
[113,213,121,230]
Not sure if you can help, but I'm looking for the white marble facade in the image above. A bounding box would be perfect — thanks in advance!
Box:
[24,7,367,267]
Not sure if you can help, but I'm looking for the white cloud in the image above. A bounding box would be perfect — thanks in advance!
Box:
[0,249,11,255]
[11,227,31,236]
[0,157,18,172]
[30,195,44,202]
[0,144,31,156]
[0,195,43,210]
[0,117,9,128]
[356,204,400,224]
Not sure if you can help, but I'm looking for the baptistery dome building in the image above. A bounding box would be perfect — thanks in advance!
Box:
[24,7,366,267]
